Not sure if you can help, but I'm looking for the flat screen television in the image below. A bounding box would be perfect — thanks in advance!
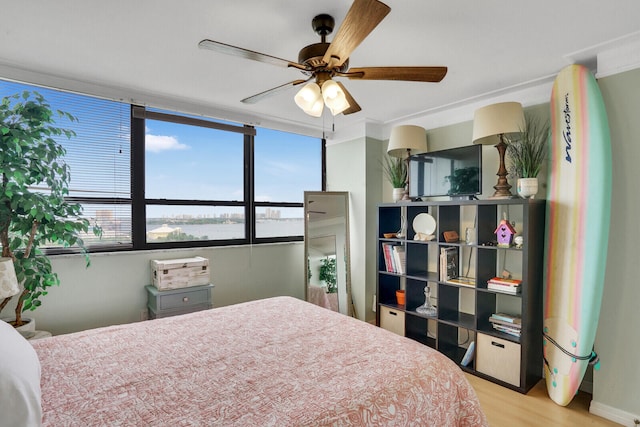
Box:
[409,144,482,199]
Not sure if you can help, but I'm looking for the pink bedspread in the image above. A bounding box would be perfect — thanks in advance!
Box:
[32,297,487,426]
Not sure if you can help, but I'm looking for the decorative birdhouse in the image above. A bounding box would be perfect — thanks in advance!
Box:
[494,219,516,247]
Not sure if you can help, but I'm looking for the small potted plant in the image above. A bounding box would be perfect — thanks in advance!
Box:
[507,113,550,198]
[0,91,101,330]
[382,155,407,202]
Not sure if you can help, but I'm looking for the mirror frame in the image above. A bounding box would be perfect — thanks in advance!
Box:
[304,191,353,317]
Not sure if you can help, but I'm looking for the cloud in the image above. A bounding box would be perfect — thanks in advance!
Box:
[261,160,298,176]
[145,134,189,152]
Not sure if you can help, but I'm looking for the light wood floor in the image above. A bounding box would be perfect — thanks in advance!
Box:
[465,374,621,426]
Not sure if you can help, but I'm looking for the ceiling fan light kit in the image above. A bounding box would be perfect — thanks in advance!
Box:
[295,79,351,117]
[198,0,447,118]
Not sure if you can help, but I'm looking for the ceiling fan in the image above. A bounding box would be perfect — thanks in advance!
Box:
[198,0,447,117]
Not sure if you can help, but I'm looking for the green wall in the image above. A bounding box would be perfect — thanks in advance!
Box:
[592,67,640,419]
[326,134,383,323]
[36,243,305,335]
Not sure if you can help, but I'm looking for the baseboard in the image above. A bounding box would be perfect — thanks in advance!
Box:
[590,400,640,426]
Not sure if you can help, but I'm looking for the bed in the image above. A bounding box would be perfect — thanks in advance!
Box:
[307,285,339,312]
[12,296,487,426]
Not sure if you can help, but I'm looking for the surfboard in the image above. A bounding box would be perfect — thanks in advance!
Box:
[543,64,612,406]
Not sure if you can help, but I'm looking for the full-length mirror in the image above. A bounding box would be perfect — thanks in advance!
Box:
[304,191,352,316]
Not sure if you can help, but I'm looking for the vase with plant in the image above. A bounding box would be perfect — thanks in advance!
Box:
[382,155,407,202]
[0,91,101,328]
[507,113,550,198]
[318,257,337,293]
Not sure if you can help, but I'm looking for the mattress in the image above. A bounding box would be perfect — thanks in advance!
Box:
[32,296,487,426]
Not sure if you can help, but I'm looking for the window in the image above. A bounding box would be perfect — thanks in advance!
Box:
[133,108,323,247]
[254,127,321,239]
[0,80,132,252]
[1,80,323,252]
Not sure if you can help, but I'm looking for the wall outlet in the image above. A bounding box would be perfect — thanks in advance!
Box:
[140,309,149,321]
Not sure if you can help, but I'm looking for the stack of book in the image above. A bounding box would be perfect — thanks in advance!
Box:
[381,243,405,274]
[489,313,521,338]
[487,276,522,294]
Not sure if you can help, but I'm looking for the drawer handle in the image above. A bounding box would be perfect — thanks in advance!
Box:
[389,311,397,316]
[491,341,505,349]
[183,297,189,303]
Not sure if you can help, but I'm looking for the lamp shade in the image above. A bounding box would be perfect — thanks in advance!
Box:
[0,257,19,299]
[321,80,350,116]
[472,101,525,145]
[387,125,428,158]
[294,82,324,117]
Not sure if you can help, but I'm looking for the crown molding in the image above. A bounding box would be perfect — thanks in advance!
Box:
[596,32,640,78]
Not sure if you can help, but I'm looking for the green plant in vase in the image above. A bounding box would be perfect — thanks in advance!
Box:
[507,113,550,198]
[382,155,407,201]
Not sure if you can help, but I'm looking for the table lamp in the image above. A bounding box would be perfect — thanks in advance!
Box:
[387,125,428,200]
[0,257,20,300]
[472,102,525,198]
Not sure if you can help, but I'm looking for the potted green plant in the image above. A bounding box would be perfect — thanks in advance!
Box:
[507,113,550,198]
[318,257,337,293]
[0,91,101,329]
[382,155,407,202]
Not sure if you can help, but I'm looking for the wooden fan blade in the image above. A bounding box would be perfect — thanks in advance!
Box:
[336,82,361,115]
[340,66,448,82]
[198,39,308,71]
[241,79,309,104]
[322,0,391,69]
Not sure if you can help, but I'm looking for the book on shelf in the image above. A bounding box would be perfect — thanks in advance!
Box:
[489,317,522,329]
[446,276,476,287]
[487,282,521,294]
[492,324,521,338]
[439,247,459,282]
[490,312,521,324]
[392,245,406,275]
[487,277,522,286]
[381,243,393,272]
[381,243,405,274]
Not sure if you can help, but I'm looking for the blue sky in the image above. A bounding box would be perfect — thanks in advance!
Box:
[145,118,322,204]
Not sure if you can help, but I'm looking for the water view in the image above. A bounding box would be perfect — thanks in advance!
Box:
[146,218,304,241]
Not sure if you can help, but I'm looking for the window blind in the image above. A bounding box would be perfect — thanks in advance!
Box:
[0,79,132,248]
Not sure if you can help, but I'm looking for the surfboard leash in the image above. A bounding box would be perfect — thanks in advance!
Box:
[543,331,601,370]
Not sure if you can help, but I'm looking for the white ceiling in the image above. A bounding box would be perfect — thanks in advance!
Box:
[1,1,639,141]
